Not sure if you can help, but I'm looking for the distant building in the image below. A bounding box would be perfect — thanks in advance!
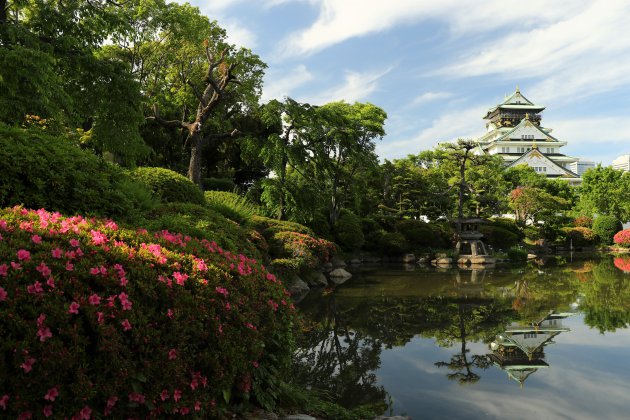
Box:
[474,87,591,185]
[612,154,630,172]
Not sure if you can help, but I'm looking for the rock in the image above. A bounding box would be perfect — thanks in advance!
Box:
[282,415,317,420]
[527,253,537,260]
[362,255,382,263]
[349,258,362,265]
[321,262,333,272]
[402,253,416,263]
[435,257,453,265]
[331,257,347,268]
[302,270,328,287]
[372,417,412,420]
[470,256,495,264]
[417,257,429,264]
[328,268,352,284]
[286,274,310,297]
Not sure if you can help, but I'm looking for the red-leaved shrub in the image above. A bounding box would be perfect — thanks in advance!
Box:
[613,229,630,247]
[0,207,295,418]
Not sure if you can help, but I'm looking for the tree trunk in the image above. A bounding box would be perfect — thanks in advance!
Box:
[187,131,203,187]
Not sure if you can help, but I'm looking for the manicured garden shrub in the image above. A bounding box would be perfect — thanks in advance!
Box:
[333,210,364,252]
[202,177,236,192]
[141,203,263,260]
[479,224,519,250]
[395,219,449,249]
[506,246,528,262]
[269,231,337,271]
[0,124,156,221]
[205,191,260,226]
[0,207,296,417]
[251,216,314,238]
[523,226,541,242]
[130,167,205,205]
[562,227,598,247]
[573,216,593,228]
[378,232,410,256]
[490,217,523,238]
[613,229,630,247]
[592,216,623,245]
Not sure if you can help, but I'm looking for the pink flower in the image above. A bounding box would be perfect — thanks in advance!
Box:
[10,261,21,270]
[215,287,229,297]
[121,319,132,331]
[128,392,145,404]
[18,411,32,420]
[65,261,74,271]
[37,327,52,342]
[105,220,118,230]
[173,389,182,402]
[69,238,80,247]
[46,276,55,289]
[0,264,7,277]
[252,361,259,368]
[88,294,101,305]
[17,249,31,261]
[160,390,169,401]
[21,357,35,373]
[194,401,201,411]
[168,349,177,360]
[173,271,188,286]
[36,262,51,277]
[89,267,100,275]
[51,248,63,258]
[68,301,80,314]
[106,396,118,409]
[167,309,174,319]
[0,394,8,410]
[27,281,43,295]
[44,387,59,401]
[90,229,108,245]
[31,234,42,244]
[0,287,7,302]
[37,313,46,326]
[97,312,105,324]
[119,277,128,286]
[245,322,257,331]
[42,405,53,418]
[79,405,92,419]
[180,407,190,415]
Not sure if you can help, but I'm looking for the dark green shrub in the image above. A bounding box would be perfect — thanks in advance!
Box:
[378,232,410,256]
[202,177,235,192]
[480,224,519,249]
[523,226,541,242]
[0,207,296,416]
[593,216,623,245]
[204,191,260,226]
[363,229,385,253]
[307,212,332,240]
[361,217,380,235]
[333,210,364,251]
[251,215,314,238]
[490,218,524,238]
[562,227,598,247]
[507,246,528,262]
[0,124,157,221]
[130,167,205,205]
[395,219,449,249]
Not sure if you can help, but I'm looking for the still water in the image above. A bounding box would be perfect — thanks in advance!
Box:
[295,255,630,420]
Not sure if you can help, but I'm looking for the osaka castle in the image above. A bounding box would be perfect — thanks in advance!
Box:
[474,87,593,185]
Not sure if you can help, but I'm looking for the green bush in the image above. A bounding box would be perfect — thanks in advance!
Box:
[562,227,598,247]
[523,226,541,242]
[202,177,235,192]
[378,232,410,256]
[507,246,528,262]
[395,219,449,249]
[204,191,260,226]
[141,203,262,259]
[592,216,623,245]
[361,217,381,235]
[306,213,332,240]
[269,231,337,271]
[0,124,157,221]
[490,217,523,238]
[333,210,364,251]
[251,216,315,238]
[130,167,205,205]
[480,224,520,250]
[0,206,296,417]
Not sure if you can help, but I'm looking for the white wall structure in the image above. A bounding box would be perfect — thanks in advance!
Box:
[612,154,630,172]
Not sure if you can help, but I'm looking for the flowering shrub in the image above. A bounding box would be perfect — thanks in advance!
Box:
[613,229,630,247]
[562,227,598,247]
[573,216,593,228]
[0,207,296,418]
[270,231,337,271]
[614,257,630,273]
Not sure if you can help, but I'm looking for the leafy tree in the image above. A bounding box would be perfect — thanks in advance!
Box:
[578,165,630,222]
[510,186,569,226]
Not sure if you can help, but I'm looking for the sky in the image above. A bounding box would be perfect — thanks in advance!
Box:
[186,0,630,165]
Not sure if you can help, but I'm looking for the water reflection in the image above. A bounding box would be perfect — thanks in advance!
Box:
[295,256,630,417]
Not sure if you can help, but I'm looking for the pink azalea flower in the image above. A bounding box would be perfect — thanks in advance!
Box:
[51,248,63,258]
[0,264,7,277]
[17,411,32,420]
[97,312,105,324]
[42,405,53,417]
[105,220,118,230]
[46,276,55,289]
[65,262,74,271]
[44,387,59,401]
[173,271,188,286]
[0,394,8,410]
[0,287,7,302]
[194,401,201,411]
[10,261,22,270]
[68,302,80,314]
[37,327,52,342]
[167,309,174,319]
[160,390,169,401]
[88,294,101,305]
[180,407,190,415]
[121,300,132,311]
[37,313,46,326]
[36,262,51,277]
[106,396,118,409]
[89,267,100,275]
[173,389,182,402]
[69,238,80,247]
[90,229,108,245]
[128,392,145,404]
[119,277,128,286]
[75,247,84,257]
[252,361,259,368]
[79,405,92,419]
[27,281,43,295]
[121,319,132,331]
[20,357,35,373]
[215,287,229,297]
[31,234,42,244]
[168,349,177,360]
[16,249,31,261]
[245,322,257,331]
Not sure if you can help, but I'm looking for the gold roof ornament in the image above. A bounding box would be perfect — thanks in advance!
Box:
[532,140,538,149]
[516,85,520,94]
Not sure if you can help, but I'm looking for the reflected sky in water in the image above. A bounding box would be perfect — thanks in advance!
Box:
[296,256,630,419]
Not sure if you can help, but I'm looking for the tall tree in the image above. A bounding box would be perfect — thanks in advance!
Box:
[578,165,630,222]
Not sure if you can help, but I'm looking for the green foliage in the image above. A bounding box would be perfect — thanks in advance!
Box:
[506,246,528,262]
[479,225,520,250]
[269,232,337,270]
[130,167,205,205]
[0,207,296,416]
[251,216,315,238]
[592,216,623,245]
[205,191,260,226]
[579,165,630,222]
[395,219,450,249]
[562,227,598,247]
[573,216,593,228]
[334,210,365,252]
[0,124,156,222]
[378,232,410,256]
[203,177,236,192]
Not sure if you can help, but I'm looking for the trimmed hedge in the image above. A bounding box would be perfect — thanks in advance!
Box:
[130,167,205,206]
[395,219,449,249]
[480,224,520,250]
[0,206,296,417]
[0,124,156,221]
[593,216,623,245]
[251,216,314,238]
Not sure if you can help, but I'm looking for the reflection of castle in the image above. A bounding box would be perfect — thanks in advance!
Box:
[489,311,574,387]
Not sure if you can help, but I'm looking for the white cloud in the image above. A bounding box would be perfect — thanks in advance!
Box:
[300,66,393,105]
[412,91,453,105]
[221,19,258,49]
[377,106,485,159]
[261,64,314,102]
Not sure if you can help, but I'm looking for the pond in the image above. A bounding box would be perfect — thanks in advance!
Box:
[295,255,630,419]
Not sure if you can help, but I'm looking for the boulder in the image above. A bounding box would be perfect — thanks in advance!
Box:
[434,257,453,265]
[286,274,310,297]
[328,268,352,284]
[331,257,347,268]
[349,258,362,265]
[302,270,328,287]
[321,262,333,272]
[402,253,416,263]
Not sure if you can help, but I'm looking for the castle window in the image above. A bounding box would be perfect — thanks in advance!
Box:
[501,147,509,153]
[521,134,534,140]
[518,147,526,153]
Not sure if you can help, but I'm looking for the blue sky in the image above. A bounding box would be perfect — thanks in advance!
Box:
[187,0,630,165]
